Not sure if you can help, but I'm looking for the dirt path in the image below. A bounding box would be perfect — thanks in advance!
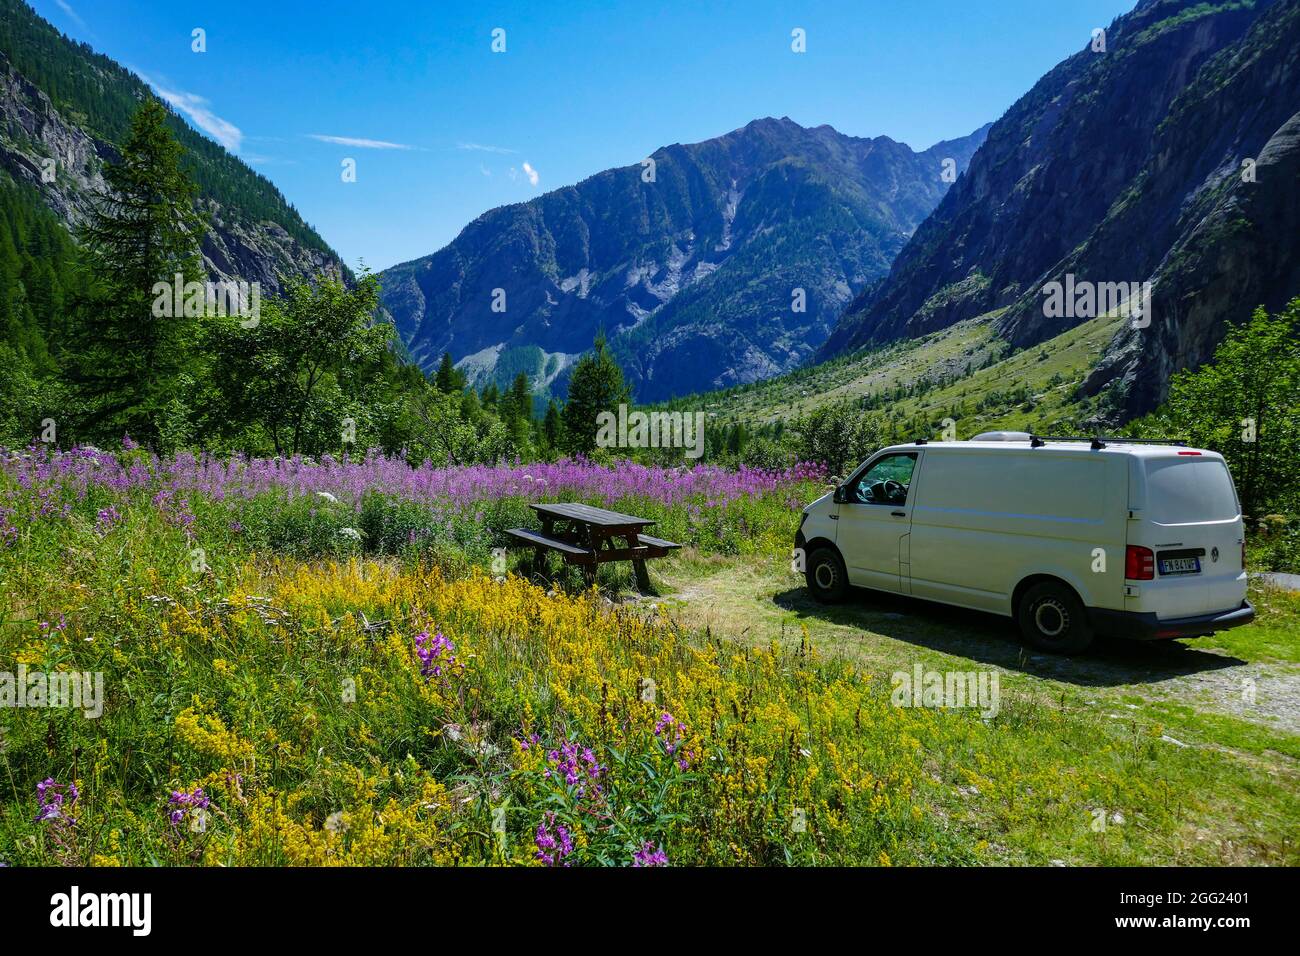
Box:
[646,555,1300,738]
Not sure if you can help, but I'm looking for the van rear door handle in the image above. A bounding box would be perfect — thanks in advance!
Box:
[891,511,907,517]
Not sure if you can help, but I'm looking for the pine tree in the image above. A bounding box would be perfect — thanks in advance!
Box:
[542,398,563,452]
[561,330,630,456]
[434,352,457,393]
[506,372,532,423]
[69,98,207,444]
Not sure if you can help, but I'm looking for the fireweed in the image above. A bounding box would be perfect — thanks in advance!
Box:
[534,812,574,867]
[654,712,695,771]
[633,842,669,867]
[0,446,821,508]
[35,777,77,824]
[95,506,121,532]
[0,446,822,560]
[34,779,79,866]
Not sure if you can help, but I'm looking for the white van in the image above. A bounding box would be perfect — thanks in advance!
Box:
[795,433,1255,653]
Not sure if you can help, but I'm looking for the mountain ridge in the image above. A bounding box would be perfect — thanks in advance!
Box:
[818,0,1297,417]
[0,0,344,293]
[379,116,990,402]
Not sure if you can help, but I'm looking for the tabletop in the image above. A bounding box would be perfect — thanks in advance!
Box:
[530,502,656,527]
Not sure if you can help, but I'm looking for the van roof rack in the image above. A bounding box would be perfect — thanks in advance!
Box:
[1028,434,1188,450]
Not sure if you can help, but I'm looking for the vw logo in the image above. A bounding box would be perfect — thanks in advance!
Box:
[1211,547,1219,563]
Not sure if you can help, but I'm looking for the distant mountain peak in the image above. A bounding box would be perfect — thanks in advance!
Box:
[378,118,989,402]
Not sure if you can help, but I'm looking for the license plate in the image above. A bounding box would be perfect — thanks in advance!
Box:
[1159,556,1200,575]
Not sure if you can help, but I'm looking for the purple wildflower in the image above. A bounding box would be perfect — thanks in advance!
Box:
[35,778,78,824]
[1,448,822,515]
[543,740,604,797]
[95,506,121,532]
[168,787,211,827]
[534,812,574,866]
[414,628,456,679]
[632,841,669,867]
[0,508,17,547]
[654,712,694,770]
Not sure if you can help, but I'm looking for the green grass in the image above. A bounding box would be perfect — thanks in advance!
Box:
[1187,582,1300,663]
[696,311,1129,440]
[649,549,1300,864]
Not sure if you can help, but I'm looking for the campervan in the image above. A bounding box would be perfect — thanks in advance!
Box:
[795,434,1254,653]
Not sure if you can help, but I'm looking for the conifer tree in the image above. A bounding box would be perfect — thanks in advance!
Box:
[70,98,207,443]
[542,398,563,453]
[434,352,458,393]
[561,330,630,456]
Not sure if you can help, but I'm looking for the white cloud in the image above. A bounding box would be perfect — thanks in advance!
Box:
[457,141,517,154]
[521,161,540,186]
[55,0,87,29]
[479,164,492,177]
[308,134,414,150]
[150,83,242,152]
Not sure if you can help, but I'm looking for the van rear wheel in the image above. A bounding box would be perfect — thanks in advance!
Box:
[1017,582,1094,654]
[806,548,848,604]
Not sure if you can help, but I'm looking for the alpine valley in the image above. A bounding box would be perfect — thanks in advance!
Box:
[378,118,989,403]
[2,0,1296,436]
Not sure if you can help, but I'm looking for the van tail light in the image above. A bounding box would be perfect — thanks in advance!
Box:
[1125,545,1155,580]
[1242,541,1247,570]
[1177,451,1201,456]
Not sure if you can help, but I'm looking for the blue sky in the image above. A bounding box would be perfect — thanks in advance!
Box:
[38,0,1136,272]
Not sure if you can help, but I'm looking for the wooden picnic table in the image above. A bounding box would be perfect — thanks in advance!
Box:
[506,502,680,591]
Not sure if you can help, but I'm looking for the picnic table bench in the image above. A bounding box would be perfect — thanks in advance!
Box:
[505,502,680,591]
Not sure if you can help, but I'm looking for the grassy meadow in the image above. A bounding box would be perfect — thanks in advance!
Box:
[0,447,1296,866]
[691,311,1131,438]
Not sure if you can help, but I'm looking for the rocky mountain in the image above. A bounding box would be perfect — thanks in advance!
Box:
[379,117,989,402]
[1075,0,1300,414]
[820,0,1299,416]
[0,0,341,293]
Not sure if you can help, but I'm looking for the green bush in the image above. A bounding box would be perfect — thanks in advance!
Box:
[789,399,885,477]
[1134,299,1300,517]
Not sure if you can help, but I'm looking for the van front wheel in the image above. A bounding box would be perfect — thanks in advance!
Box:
[806,548,848,604]
[1017,582,1094,654]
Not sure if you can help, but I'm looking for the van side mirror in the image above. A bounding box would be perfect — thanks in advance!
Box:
[832,485,847,504]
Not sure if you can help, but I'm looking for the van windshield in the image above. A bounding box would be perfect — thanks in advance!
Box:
[1144,458,1239,523]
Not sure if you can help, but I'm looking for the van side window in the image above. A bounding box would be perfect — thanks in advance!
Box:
[847,453,917,506]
